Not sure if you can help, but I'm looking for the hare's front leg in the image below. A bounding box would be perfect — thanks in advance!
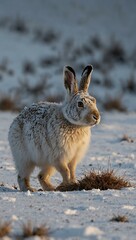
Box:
[68,145,89,183]
[68,158,77,183]
[38,165,56,191]
[55,161,70,185]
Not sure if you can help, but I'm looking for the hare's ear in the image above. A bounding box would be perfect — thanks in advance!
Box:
[63,66,78,95]
[79,65,93,92]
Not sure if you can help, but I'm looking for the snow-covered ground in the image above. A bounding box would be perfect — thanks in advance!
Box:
[0,1,136,239]
[0,111,136,239]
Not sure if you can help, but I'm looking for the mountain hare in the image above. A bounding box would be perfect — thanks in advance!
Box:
[8,65,100,191]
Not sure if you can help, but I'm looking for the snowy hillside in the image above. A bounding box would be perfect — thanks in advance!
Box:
[0,1,136,239]
[0,0,136,111]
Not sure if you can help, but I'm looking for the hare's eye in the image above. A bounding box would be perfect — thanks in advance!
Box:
[77,101,84,108]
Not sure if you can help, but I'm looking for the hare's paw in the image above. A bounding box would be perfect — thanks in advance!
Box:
[40,181,55,191]
[38,173,55,191]
[18,175,37,192]
[26,187,37,192]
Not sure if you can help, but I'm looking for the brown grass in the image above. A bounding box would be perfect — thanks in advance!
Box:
[0,182,4,187]
[39,56,60,67]
[17,76,51,98]
[22,221,48,239]
[125,75,136,93]
[110,215,129,222]
[91,35,103,49]
[7,69,14,76]
[121,134,134,143]
[10,17,28,34]
[34,28,59,44]
[56,170,131,192]
[23,60,36,74]
[103,97,126,112]
[0,220,11,238]
[0,58,14,77]
[0,96,19,111]
[0,58,8,72]
[103,77,114,89]
[103,40,126,63]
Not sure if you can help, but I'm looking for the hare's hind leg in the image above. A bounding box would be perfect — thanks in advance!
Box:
[38,165,56,191]
[17,162,36,192]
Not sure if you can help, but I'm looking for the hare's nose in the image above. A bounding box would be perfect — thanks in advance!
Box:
[92,114,99,121]
[92,115,97,120]
[92,111,101,122]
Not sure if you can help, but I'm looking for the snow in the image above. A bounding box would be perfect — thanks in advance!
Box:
[84,226,104,237]
[64,209,77,216]
[0,0,136,110]
[0,111,136,239]
[0,0,136,239]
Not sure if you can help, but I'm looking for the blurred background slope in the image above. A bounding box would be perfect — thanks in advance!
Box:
[0,0,136,112]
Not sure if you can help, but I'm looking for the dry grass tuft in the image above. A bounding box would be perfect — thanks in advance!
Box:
[17,76,51,99]
[103,97,126,112]
[103,41,126,64]
[110,215,129,222]
[121,134,134,143]
[56,182,79,192]
[10,17,28,34]
[124,75,136,93]
[91,35,103,49]
[103,77,114,89]
[0,58,9,72]
[0,96,19,112]
[34,28,59,44]
[39,56,60,68]
[0,220,11,238]
[22,221,48,239]
[56,170,131,192]
[0,182,4,187]
[23,60,36,74]
[0,58,14,77]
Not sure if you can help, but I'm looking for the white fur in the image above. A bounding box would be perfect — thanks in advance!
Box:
[8,65,100,191]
